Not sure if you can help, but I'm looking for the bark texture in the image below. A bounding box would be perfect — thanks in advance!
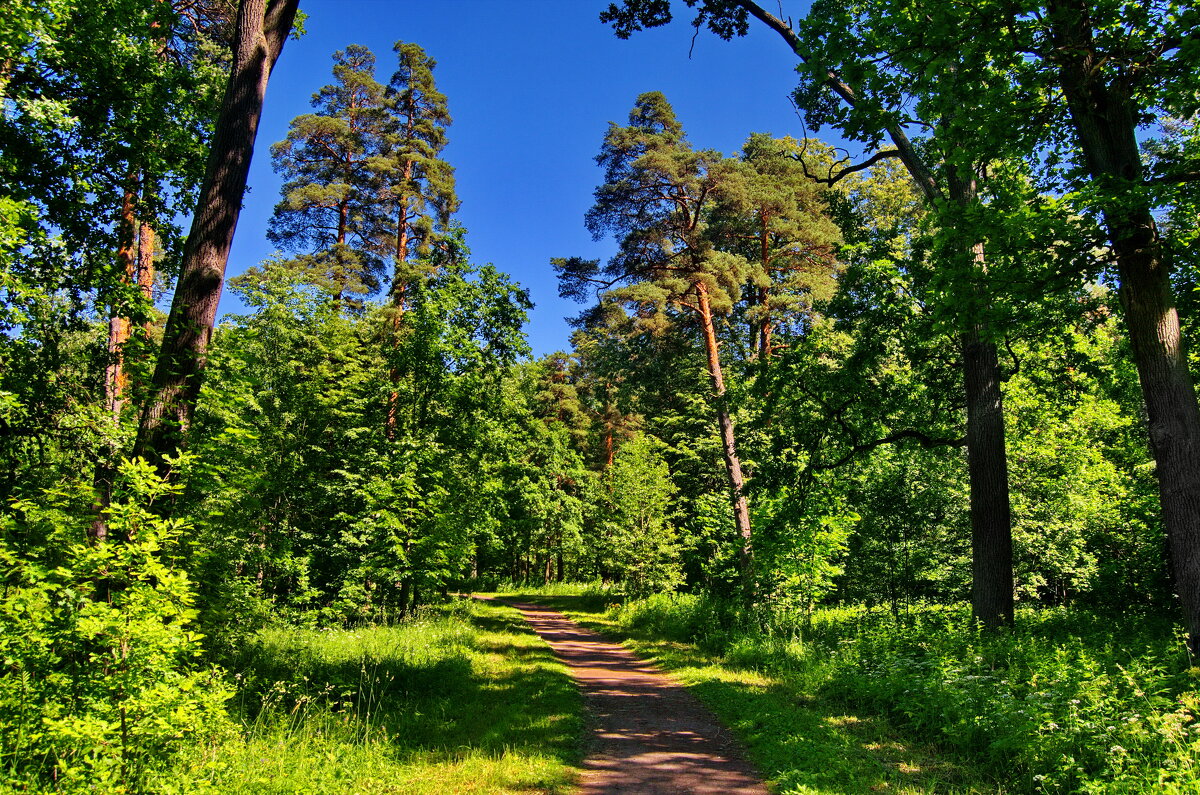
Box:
[135,0,298,465]
[962,326,1015,627]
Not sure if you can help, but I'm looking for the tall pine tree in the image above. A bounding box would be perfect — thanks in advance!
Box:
[266,45,388,305]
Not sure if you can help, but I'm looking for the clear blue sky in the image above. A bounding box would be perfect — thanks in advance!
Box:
[224,0,818,357]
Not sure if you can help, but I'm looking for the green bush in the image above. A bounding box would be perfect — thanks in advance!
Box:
[0,458,234,793]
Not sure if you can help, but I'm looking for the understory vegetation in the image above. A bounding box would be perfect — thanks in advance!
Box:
[535,588,1200,794]
[4,0,1200,792]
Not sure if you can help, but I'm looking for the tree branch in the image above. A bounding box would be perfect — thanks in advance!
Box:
[811,428,966,470]
[794,147,903,185]
[731,0,942,202]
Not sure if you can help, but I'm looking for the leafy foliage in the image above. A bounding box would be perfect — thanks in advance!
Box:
[0,458,233,792]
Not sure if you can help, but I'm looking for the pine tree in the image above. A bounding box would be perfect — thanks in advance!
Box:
[267,44,388,305]
[557,92,757,591]
[380,41,459,309]
[378,41,459,438]
[720,133,841,359]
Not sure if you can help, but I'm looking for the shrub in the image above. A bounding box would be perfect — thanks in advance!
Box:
[0,458,234,792]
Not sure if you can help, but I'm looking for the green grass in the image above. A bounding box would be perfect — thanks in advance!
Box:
[499,588,995,794]
[168,599,584,794]
[501,589,1200,795]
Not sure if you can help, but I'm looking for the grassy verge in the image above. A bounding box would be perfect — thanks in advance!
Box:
[170,599,583,794]
[500,586,1200,794]
[499,587,994,795]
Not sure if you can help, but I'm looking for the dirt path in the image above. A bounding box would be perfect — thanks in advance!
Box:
[496,599,770,795]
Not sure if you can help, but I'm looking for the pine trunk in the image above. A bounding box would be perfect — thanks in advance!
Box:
[104,182,139,417]
[134,0,298,466]
[696,282,754,586]
[1050,0,1200,653]
[385,160,415,441]
[91,181,141,542]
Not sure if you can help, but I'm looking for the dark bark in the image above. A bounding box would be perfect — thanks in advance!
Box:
[1048,0,1200,653]
[737,0,1015,625]
[397,577,412,619]
[134,0,298,467]
[963,324,1015,628]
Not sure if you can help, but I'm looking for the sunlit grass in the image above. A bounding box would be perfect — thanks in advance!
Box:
[555,601,994,795]
[528,590,1199,794]
[173,599,583,794]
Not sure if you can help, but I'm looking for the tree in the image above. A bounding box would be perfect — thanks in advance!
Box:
[380,41,459,308]
[595,434,684,597]
[135,0,300,468]
[738,0,1200,649]
[1032,0,1200,655]
[377,41,459,438]
[267,44,389,305]
[557,91,759,589]
[719,133,841,360]
[600,0,1025,628]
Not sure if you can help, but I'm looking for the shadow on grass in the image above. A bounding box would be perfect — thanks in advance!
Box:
[520,594,999,795]
[230,601,585,769]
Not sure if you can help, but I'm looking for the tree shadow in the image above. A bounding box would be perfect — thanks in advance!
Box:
[230,601,586,773]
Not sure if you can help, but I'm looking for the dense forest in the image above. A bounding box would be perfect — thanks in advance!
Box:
[2,0,1200,792]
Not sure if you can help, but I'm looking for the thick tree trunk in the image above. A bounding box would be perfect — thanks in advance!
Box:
[695,282,754,585]
[948,164,1015,628]
[1049,0,1200,653]
[137,220,155,308]
[134,0,298,466]
[962,325,1015,628]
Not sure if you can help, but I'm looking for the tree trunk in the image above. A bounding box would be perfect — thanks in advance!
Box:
[730,0,1016,623]
[962,324,1015,628]
[137,220,155,309]
[104,181,140,417]
[134,0,298,467]
[757,211,773,360]
[91,181,142,542]
[386,160,415,441]
[948,161,1015,630]
[1049,0,1200,654]
[397,577,412,619]
[695,281,754,587]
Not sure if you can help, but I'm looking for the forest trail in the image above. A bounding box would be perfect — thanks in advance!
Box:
[489,598,771,795]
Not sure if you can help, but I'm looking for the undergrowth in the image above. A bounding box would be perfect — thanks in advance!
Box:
[176,599,583,793]
[583,592,1200,794]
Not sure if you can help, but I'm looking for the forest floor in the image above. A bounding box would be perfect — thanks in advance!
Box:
[486,597,770,794]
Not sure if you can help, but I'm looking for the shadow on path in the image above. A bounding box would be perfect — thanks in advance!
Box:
[488,598,770,795]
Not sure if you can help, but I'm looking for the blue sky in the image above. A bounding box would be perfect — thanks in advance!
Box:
[224,0,816,356]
